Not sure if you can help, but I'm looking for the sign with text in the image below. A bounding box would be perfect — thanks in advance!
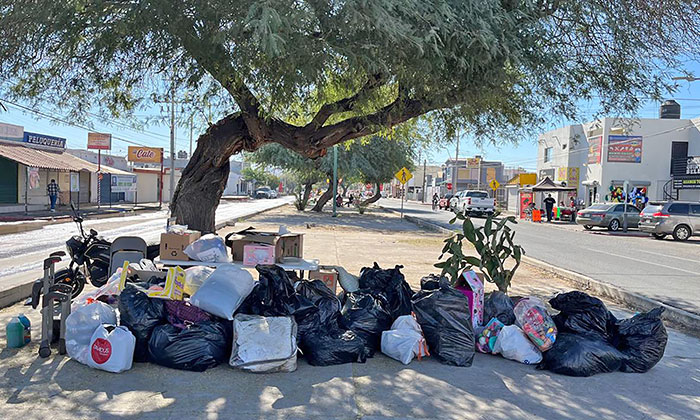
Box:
[110,174,137,193]
[87,132,112,150]
[607,135,643,163]
[556,167,580,186]
[0,122,23,143]
[70,173,80,192]
[23,132,66,150]
[128,146,162,163]
[587,135,603,164]
[686,156,700,175]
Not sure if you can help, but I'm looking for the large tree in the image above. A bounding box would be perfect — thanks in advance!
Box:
[350,136,414,206]
[1,1,699,231]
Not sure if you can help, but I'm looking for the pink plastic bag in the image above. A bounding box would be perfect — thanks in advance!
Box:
[513,297,557,351]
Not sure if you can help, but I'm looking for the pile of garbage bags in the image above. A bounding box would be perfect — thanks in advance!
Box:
[61,260,667,378]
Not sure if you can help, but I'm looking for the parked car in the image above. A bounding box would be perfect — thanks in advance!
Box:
[576,203,641,231]
[638,201,700,241]
[254,186,278,199]
[450,190,495,216]
[438,194,453,210]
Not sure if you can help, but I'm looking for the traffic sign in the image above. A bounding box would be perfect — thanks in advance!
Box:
[489,179,500,191]
[395,167,413,185]
[446,183,453,190]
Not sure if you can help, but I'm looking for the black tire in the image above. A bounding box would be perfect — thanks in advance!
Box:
[608,219,620,232]
[652,233,666,240]
[673,225,691,241]
[38,346,51,358]
[55,269,85,298]
[583,225,593,230]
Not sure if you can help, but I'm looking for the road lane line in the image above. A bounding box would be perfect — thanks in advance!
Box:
[634,248,700,265]
[583,247,700,276]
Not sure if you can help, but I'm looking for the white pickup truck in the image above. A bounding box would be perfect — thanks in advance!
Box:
[449,190,495,216]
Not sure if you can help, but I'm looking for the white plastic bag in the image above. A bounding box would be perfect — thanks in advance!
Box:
[72,268,126,309]
[184,234,228,262]
[230,314,297,373]
[184,266,215,296]
[65,302,118,365]
[190,264,256,320]
[86,325,136,373]
[493,325,543,365]
[381,315,429,365]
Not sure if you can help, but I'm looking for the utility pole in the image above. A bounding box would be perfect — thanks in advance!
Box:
[189,114,194,157]
[169,81,176,203]
[452,130,460,192]
[422,159,427,203]
[332,145,338,217]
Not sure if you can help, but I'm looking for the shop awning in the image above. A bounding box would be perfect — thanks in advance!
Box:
[0,142,130,174]
[529,176,578,191]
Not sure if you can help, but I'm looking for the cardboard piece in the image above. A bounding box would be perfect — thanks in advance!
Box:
[243,244,276,267]
[456,270,484,329]
[160,232,201,261]
[309,268,339,295]
[228,228,303,263]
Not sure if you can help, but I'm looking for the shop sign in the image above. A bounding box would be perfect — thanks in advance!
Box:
[110,174,137,193]
[673,178,700,189]
[87,132,112,150]
[128,146,162,163]
[23,132,66,150]
[686,156,700,175]
[538,168,555,180]
[0,122,24,143]
[519,191,533,219]
[587,135,603,164]
[556,167,580,186]
[607,135,643,163]
[467,157,481,167]
[70,173,80,192]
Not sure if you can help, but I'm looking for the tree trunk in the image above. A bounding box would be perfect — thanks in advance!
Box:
[295,181,313,211]
[360,182,383,206]
[311,181,334,212]
[341,183,349,197]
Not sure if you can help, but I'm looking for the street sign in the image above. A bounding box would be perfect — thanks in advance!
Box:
[489,179,500,191]
[446,183,453,190]
[395,167,413,185]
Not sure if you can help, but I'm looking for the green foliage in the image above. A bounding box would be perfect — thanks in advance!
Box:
[435,212,524,293]
[240,166,280,189]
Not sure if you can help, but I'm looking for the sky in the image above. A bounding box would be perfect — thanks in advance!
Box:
[2,65,700,171]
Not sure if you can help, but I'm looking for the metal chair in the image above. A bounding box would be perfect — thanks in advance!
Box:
[109,236,147,276]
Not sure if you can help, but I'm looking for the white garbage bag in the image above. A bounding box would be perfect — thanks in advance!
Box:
[183,266,215,296]
[381,315,429,365]
[190,264,256,320]
[86,325,136,373]
[65,302,118,365]
[230,314,297,373]
[493,325,543,365]
[184,234,228,262]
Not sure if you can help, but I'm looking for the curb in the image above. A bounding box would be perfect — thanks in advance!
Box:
[0,200,292,310]
[380,205,700,336]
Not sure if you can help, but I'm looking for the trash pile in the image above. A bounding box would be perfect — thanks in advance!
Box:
[22,237,667,377]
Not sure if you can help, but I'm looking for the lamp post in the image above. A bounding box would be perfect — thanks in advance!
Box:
[332,145,338,217]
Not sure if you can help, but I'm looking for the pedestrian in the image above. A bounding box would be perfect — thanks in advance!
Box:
[347,193,354,207]
[544,193,556,222]
[47,178,60,212]
[335,194,343,208]
[432,192,439,211]
[570,196,577,222]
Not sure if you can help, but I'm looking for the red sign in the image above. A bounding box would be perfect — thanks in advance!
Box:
[447,183,453,190]
[519,191,533,219]
[91,338,112,364]
[588,135,603,164]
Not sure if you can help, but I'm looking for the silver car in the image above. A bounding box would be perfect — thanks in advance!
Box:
[638,201,700,241]
[576,203,641,231]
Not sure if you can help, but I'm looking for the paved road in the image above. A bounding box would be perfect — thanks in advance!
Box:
[382,198,700,314]
[0,197,292,293]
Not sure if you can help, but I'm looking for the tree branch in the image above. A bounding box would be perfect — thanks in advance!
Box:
[306,73,386,129]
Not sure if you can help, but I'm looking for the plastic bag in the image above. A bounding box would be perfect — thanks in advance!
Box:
[381,315,429,365]
[419,274,444,291]
[358,263,413,320]
[339,292,393,354]
[190,264,256,320]
[538,332,626,377]
[615,307,667,373]
[118,283,168,362]
[550,291,617,341]
[295,279,341,326]
[164,300,212,329]
[148,321,230,372]
[73,268,125,308]
[230,315,297,373]
[514,297,557,351]
[183,266,215,296]
[239,265,316,319]
[300,327,369,366]
[184,234,228,262]
[476,318,504,354]
[66,302,118,365]
[484,291,516,326]
[493,325,542,365]
[411,279,475,367]
[87,325,136,373]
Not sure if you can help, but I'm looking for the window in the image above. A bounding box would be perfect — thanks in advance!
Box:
[466,191,488,198]
[625,205,640,214]
[641,204,663,215]
[690,204,700,215]
[588,204,613,211]
[613,204,625,212]
[668,203,689,215]
[544,147,553,163]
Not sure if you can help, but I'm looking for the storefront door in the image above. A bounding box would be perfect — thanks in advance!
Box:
[0,157,18,203]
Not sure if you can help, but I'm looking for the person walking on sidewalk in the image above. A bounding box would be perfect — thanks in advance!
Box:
[47,179,60,212]
[544,193,556,222]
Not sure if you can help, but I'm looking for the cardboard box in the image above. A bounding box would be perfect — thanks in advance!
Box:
[456,270,484,329]
[243,244,276,267]
[309,268,339,294]
[229,228,303,263]
[160,231,201,261]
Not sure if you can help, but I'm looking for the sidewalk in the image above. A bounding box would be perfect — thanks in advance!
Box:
[0,206,697,420]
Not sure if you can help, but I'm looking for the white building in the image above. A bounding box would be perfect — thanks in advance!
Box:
[537,108,700,206]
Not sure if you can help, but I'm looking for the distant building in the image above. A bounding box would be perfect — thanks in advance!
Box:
[223,160,250,196]
[442,156,505,197]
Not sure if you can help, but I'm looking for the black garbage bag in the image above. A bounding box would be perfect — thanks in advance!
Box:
[118,283,168,362]
[148,320,231,372]
[484,291,516,325]
[412,279,475,367]
[420,274,445,291]
[550,291,617,341]
[239,265,317,319]
[614,307,667,373]
[358,263,413,319]
[296,279,341,326]
[339,292,393,355]
[300,326,369,366]
[538,333,627,377]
